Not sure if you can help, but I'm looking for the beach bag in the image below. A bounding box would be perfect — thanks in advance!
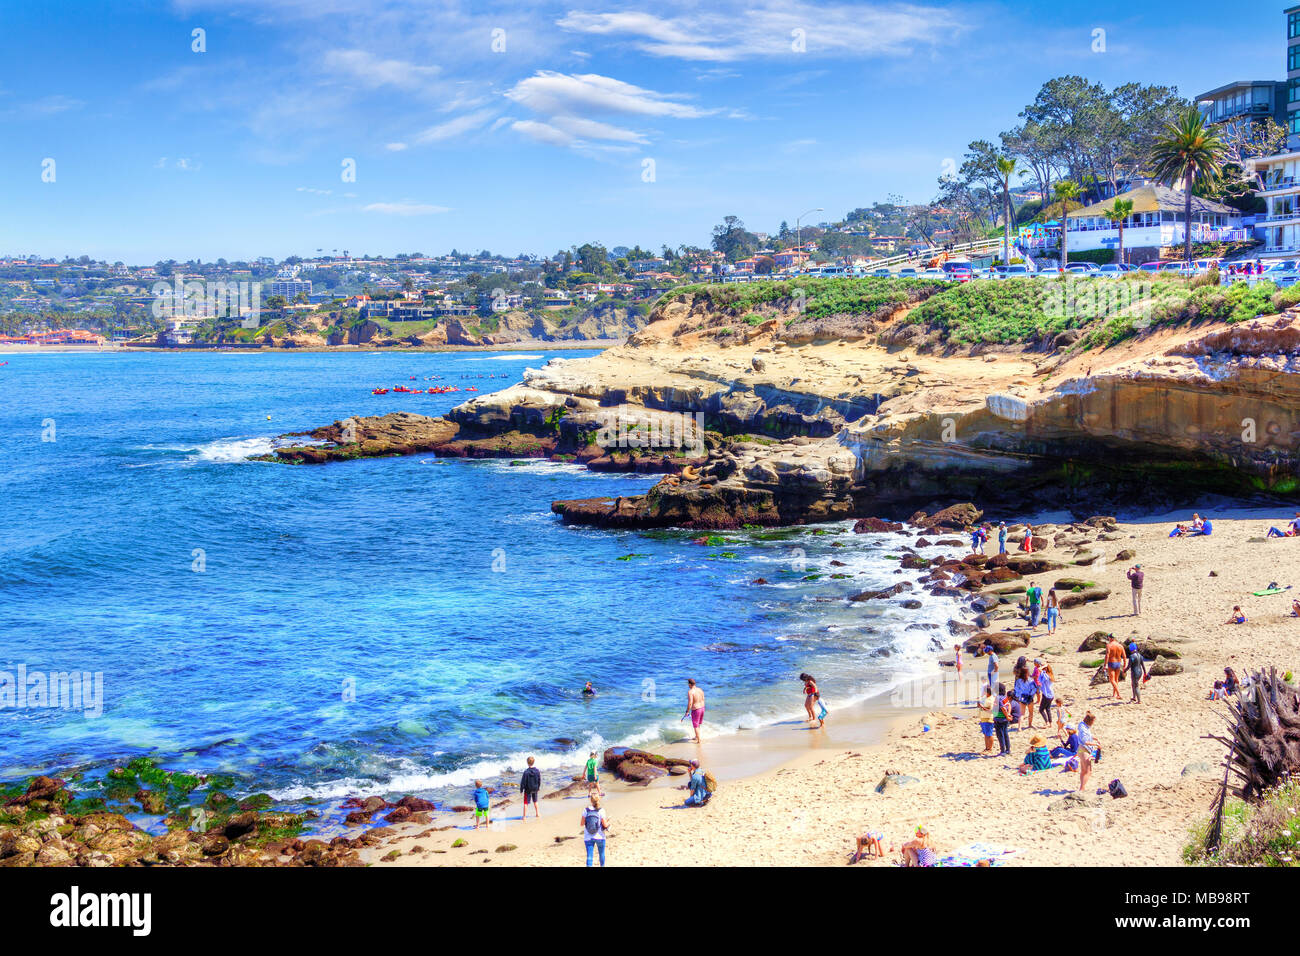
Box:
[1108,779,1127,799]
[583,807,603,836]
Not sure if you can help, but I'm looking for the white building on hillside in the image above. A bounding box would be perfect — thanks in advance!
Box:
[1065,185,1244,263]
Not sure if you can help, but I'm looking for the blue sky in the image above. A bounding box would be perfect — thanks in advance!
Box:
[0,0,1289,263]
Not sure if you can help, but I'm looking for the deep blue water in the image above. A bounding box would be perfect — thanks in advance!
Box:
[0,350,952,810]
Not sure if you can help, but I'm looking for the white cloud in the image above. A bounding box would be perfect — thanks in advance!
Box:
[362,201,450,216]
[414,108,498,144]
[558,2,963,62]
[385,142,408,152]
[323,49,441,94]
[506,71,711,119]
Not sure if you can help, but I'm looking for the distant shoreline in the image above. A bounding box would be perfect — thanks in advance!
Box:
[0,338,623,354]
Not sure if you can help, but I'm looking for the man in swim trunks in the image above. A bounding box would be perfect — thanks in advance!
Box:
[1104,635,1126,701]
[685,678,706,744]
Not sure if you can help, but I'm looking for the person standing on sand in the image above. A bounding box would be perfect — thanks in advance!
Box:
[1127,564,1144,616]
[580,794,608,867]
[1104,636,1126,701]
[1025,582,1043,628]
[1045,589,1060,635]
[685,678,706,744]
[1122,643,1147,704]
[1022,525,1034,553]
[584,751,603,797]
[1077,713,1099,792]
[520,756,541,819]
[985,644,999,693]
[977,686,995,754]
[993,683,1013,756]
[953,644,963,677]
[1036,661,1056,728]
[998,521,1007,555]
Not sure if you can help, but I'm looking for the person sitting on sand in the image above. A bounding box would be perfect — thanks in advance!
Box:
[682,759,711,806]
[1223,667,1241,696]
[1018,734,1052,774]
[850,829,885,863]
[900,825,938,867]
[977,686,995,754]
[1224,606,1247,625]
[1051,723,1080,759]
[1210,679,1226,701]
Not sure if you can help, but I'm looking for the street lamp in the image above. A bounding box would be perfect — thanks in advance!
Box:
[796,207,822,272]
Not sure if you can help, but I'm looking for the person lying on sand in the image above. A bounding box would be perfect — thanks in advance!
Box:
[850,829,885,863]
[900,826,938,867]
[1223,606,1247,625]
[1292,598,1300,617]
[1017,734,1052,774]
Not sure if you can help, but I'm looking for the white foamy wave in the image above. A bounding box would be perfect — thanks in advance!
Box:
[192,436,276,462]
[464,354,543,361]
[263,732,615,802]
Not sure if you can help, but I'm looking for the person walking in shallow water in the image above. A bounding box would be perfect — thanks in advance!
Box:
[685,678,706,744]
[800,673,818,722]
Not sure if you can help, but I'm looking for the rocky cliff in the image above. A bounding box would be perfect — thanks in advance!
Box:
[263,288,1300,527]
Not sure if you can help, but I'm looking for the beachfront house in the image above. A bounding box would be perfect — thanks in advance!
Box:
[1244,150,1300,256]
[1065,186,1243,263]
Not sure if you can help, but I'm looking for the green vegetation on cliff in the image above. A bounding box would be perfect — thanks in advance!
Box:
[661,275,1300,350]
[667,277,946,319]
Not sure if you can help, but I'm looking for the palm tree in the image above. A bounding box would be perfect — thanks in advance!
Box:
[996,155,1020,266]
[1052,181,1081,270]
[1102,198,1135,266]
[1149,106,1226,264]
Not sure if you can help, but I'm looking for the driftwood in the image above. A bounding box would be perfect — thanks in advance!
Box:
[1203,668,1300,852]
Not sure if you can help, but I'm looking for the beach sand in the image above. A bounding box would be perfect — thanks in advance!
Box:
[368,504,1300,867]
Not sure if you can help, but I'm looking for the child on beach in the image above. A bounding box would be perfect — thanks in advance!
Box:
[472,780,491,828]
[954,644,963,676]
[1224,606,1247,625]
[850,829,885,863]
[900,825,938,867]
[584,751,603,796]
[815,692,828,728]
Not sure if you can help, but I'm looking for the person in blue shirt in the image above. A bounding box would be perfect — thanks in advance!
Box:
[472,780,491,829]
[997,522,1007,554]
[1052,724,1080,759]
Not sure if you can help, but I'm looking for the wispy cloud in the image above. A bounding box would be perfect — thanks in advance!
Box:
[414,108,499,144]
[362,201,450,216]
[558,2,964,61]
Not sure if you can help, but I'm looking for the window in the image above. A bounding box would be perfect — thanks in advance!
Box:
[1291,11,1300,39]
[1291,113,1300,135]
[1291,79,1300,104]
[1290,43,1300,72]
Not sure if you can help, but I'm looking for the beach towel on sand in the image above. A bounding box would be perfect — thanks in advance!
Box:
[937,843,1022,867]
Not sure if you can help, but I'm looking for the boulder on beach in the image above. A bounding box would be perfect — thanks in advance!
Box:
[853,516,904,534]
[963,631,1029,654]
[1058,588,1110,609]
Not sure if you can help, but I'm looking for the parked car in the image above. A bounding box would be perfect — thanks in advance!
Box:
[1065,262,1101,274]
[898,267,919,278]
[1260,260,1300,286]
[1137,261,1165,274]
[1097,264,1128,278]
[1035,265,1064,278]
[919,268,948,280]
[992,264,1033,279]
[870,268,893,277]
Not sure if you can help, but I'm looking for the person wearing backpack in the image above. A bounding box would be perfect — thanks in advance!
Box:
[519,755,541,820]
[580,794,608,866]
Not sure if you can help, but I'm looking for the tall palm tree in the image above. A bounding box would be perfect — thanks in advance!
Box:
[1149,106,1226,264]
[1102,198,1135,266]
[996,155,1019,266]
[1053,181,1081,270]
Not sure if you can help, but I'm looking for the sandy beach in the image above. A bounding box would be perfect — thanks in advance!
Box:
[366,503,1300,867]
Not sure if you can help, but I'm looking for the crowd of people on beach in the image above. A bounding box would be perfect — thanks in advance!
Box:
[451,509,1300,868]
